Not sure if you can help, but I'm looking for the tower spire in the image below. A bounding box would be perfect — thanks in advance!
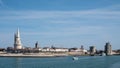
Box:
[14,28,22,49]
[17,28,20,38]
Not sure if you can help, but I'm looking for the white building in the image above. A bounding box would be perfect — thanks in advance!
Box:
[42,47,68,52]
[42,47,50,52]
[52,48,68,52]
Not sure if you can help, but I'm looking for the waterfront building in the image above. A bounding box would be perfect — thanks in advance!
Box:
[69,48,79,52]
[33,41,42,53]
[69,47,87,55]
[42,47,50,52]
[89,46,96,55]
[0,48,6,53]
[81,45,84,50]
[80,45,87,55]
[69,47,86,52]
[7,47,14,53]
[52,48,68,52]
[35,41,39,48]
[14,29,22,49]
[42,47,68,52]
[104,42,112,55]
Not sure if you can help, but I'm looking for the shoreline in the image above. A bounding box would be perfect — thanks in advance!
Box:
[0,53,68,58]
[0,53,119,58]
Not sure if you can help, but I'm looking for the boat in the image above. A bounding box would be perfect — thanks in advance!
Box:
[72,57,78,60]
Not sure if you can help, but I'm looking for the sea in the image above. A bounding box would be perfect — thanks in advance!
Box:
[0,56,120,68]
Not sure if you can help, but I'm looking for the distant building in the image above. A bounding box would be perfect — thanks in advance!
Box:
[81,45,84,50]
[69,47,87,55]
[42,47,50,52]
[14,28,22,49]
[52,47,68,52]
[0,48,5,52]
[69,48,79,52]
[89,46,96,55]
[104,42,112,55]
[33,41,42,53]
[69,47,87,53]
[35,41,39,48]
[42,47,68,52]
[80,45,87,53]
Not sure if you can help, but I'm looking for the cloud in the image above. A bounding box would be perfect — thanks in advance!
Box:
[0,9,120,21]
[21,25,103,36]
[96,4,120,11]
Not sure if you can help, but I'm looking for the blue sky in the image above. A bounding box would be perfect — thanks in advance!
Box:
[0,0,120,50]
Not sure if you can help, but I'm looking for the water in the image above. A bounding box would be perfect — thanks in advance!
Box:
[0,56,120,68]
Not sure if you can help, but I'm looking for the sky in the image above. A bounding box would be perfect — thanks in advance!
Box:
[0,0,120,50]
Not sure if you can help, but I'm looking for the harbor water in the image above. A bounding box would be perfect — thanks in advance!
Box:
[0,56,120,68]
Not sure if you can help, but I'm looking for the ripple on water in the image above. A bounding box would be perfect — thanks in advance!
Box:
[110,62,120,68]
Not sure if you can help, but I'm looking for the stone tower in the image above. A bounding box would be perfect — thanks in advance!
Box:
[89,46,96,56]
[14,28,22,49]
[104,42,112,55]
